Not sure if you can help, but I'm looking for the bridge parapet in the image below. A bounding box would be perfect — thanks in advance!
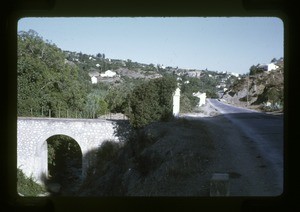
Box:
[17,117,121,184]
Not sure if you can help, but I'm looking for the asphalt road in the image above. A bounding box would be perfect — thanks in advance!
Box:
[207,98,284,194]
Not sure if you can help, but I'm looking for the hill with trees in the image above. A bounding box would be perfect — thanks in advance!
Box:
[18,30,242,125]
[221,58,284,112]
[18,30,284,196]
[17,30,91,118]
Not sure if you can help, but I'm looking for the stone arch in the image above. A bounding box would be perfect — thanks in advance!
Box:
[17,118,120,185]
[34,129,84,184]
[45,134,83,191]
[47,135,82,175]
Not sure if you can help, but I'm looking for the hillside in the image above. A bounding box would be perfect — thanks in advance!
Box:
[73,116,216,196]
[18,29,240,120]
[18,30,284,197]
[18,30,283,117]
[64,49,239,89]
[221,62,284,112]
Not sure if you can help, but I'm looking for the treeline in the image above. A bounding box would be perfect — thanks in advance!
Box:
[17,30,178,128]
[18,30,91,118]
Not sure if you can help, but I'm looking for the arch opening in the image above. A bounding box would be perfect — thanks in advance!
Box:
[46,134,82,195]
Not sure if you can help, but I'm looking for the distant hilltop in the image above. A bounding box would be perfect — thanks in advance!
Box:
[63,50,241,95]
[221,58,284,112]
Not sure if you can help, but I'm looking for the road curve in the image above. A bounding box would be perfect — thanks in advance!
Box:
[207,98,284,193]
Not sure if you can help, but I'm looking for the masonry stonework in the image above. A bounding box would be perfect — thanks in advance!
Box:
[17,117,120,183]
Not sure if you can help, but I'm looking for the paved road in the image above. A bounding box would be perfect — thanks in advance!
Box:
[207,98,284,193]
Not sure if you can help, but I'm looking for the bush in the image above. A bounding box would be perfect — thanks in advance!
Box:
[17,168,46,196]
[127,76,177,128]
[84,141,122,175]
[135,150,163,177]
[96,141,121,162]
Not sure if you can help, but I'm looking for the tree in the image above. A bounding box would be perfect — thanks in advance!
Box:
[127,76,177,128]
[84,91,108,118]
[126,59,133,69]
[105,83,133,113]
[17,30,90,117]
[270,58,277,63]
[249,64,264,75]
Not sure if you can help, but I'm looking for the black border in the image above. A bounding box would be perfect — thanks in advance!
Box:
[1,0,299,211]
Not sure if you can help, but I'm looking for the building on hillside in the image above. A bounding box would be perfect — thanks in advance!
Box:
[91,76,98,84]
[100,70,117,78]
[193,92,206,107]
[258,63,279,71]
[187,70,202,78]
[230,72,240,77]
[267,63,279,71]
[88,71,100,84]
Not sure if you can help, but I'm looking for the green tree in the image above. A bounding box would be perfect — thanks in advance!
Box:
[106,84,131,113]
[84,91,108,118]
[249,64,264,75]
[17,30,90,117]
[127,76,177,128]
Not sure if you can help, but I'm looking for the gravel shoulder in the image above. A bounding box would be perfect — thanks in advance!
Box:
[183,100,283,196]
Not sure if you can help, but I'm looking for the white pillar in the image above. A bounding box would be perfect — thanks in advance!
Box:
[199,93,206,106]
[173,87,180,117]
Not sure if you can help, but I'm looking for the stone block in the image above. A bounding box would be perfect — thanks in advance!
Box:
[210,173,230,196]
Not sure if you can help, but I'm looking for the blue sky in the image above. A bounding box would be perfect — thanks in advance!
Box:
[18,17,283,74]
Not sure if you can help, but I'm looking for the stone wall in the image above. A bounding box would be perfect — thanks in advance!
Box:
[17,117,120,183]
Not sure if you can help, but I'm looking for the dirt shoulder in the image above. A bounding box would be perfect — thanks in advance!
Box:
[202,115,282,196]
[74,101,281,196]
[184,101,283,196]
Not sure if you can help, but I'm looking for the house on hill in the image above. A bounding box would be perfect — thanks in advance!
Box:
[193,92,206,107]
[91,76,98,84]
[258,63,279,72]
[100,70,117,78]
[88,71,100,84]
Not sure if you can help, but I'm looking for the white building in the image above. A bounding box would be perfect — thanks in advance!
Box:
[267,63,279,71]
[230,72,240,77]
[91,76,98,84]
[193,92,206,107]
[258,63,279,71]
[88,71,100,84]
[100,70,117,77]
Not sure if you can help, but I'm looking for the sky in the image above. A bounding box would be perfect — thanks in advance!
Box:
[18,17,283,74]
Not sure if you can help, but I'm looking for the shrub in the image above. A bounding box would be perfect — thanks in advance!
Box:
[127,76,177,128]
[135,150,163,177]
[17,168,46,196]
[96,141,121,162]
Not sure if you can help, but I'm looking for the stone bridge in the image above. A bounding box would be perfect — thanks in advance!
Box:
[17,117,121,184]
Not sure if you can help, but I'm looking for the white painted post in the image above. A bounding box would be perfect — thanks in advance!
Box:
[173,87,180,117]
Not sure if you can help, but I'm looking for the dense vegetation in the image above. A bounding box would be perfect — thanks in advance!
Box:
[18,30,91,117]
[17,168,46,196]
[20,30,275,196]
[18,30,234,122]
[17,30,178,122]
[127,76,177,128]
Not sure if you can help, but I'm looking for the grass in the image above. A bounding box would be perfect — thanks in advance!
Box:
[17,168,46,196]
[76,116,215,196]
